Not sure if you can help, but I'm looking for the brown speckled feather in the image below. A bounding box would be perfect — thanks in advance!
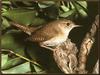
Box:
[28,20,63,42]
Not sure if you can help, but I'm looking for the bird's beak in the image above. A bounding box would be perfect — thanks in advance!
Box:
[73,25,82,27]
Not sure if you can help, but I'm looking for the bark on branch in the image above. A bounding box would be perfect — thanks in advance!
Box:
[78,15,99,74]
[53,39,78,74]
[93,60,99,74]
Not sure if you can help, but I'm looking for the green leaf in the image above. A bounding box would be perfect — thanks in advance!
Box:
[22,1,33,6]
[1,30,25,56]
[2,17,10,30]
[61,5,69,12]
[2,9,37,25]
[78,9,87,17]
[60,9,75,17]
[2,0,11,5]
[1,54,8,68]
[33,64,43,73]
[2,5,8,12]
[2,62,31,74]
[38,3,49,8]
[2,57,23,70]
[32,63,47,74]
[69,2,75,9]
[76,1,87,9]
[31,17,46,26]
[73,2,88,17]
[38,1,55,8]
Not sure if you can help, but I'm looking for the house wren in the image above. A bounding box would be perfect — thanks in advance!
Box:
[10,19,80,50]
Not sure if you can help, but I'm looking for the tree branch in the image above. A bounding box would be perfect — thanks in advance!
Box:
[78,15,99,74]
[92,60,99,74]
[53,39,78,74]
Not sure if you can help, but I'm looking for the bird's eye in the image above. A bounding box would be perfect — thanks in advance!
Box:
[66,23,70,26]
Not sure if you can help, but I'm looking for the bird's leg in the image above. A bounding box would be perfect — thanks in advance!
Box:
[40,42,61,51]
[40,44,54,51]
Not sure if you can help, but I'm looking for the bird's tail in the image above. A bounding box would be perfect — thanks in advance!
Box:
[10,22,39,35]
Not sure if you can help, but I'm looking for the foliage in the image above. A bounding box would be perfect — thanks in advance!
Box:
[1,0,98,74]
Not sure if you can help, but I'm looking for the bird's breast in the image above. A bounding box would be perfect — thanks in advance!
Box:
[41,34,68,46]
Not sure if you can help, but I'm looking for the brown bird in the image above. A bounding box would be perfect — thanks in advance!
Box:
[28,19,80,50]
[10,19,80,50]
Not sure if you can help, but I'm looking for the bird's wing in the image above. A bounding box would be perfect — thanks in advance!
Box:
[28,25,60,42]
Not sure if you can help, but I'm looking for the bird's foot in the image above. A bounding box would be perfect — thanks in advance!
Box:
[40,44,54,51]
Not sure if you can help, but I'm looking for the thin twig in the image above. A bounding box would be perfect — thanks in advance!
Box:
[2,49,39,66]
